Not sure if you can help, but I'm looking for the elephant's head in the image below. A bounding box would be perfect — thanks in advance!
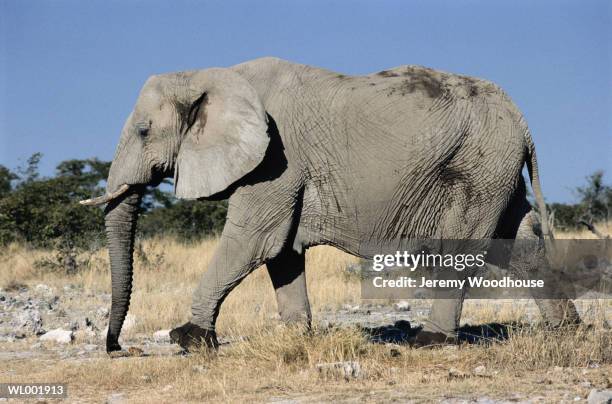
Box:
[80,68,270,352]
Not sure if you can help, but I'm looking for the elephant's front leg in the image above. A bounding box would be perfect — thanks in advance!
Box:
[170,189,300,351]
[170,229,280,351]
[170,232,257,350]
[267,248,311,326]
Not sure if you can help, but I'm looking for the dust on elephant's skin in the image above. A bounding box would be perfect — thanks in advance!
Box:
[85,57,579,353]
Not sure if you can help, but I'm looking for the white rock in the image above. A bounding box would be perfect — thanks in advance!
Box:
[473,365,487,375]
[448,367,468,379]
[153,329,171,342]
[341,304,360,312]
[316,361,361,380]
[35,284,53,295]
[393,300,411,311]
[587,389,612,404]
[40,329,73,344]
[63,284,76,292]
[16,309,43,335]
[106,392,125,404]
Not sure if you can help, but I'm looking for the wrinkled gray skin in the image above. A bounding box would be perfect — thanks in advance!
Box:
[93,57,580,352]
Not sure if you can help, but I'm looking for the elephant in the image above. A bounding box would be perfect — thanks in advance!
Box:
[80,57,580,353]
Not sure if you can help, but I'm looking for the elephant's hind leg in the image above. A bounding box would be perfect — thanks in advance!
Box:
[267,248,311,327]
[512,210,581,327]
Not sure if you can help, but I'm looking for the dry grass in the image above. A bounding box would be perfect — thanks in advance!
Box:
[0,223,611,402]
[555,220,611,239]
[0,237,362,336]
[1,324,610,402]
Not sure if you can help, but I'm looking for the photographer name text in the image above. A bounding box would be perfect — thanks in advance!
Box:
[372,276,544,289]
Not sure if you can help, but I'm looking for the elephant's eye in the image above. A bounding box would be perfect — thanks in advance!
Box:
[137,121,151,138]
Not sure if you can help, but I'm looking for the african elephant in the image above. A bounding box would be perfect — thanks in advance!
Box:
[81,57,580,353]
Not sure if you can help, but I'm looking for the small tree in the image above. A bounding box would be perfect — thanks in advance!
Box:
[549,170,611,230]
[575,170,611,224]
[16,152,43,183]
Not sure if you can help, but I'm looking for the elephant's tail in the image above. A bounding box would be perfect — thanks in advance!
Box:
[523,128,554,240]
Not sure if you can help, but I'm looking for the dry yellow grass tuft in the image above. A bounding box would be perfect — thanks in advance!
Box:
[555,220,611,240]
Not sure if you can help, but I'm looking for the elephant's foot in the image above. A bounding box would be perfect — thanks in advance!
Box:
[410,330,456,348]
[170,322,219,352]
[106,340,122,353]
[535,299,582,329]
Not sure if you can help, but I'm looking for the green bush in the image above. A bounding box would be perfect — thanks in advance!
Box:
[138,199,227,241]
[0,156,107,248]
[548,202,584,231]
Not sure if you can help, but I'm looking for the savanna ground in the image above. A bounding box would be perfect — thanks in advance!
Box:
[0,224,611,403]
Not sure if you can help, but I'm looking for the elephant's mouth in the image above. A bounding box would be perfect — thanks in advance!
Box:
[79,184,130,206]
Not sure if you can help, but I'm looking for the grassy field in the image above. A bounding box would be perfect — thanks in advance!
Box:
[0,223,610,402]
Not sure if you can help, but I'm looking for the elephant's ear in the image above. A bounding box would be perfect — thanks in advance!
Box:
[174,68,269,199]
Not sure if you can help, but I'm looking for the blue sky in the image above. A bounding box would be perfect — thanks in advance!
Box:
[1,0,610,203]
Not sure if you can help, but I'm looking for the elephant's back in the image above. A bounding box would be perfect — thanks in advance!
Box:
[365,65,501,98]
[340,68,528,240]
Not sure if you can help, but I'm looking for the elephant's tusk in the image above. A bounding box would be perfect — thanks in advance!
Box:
[79,184,130,206]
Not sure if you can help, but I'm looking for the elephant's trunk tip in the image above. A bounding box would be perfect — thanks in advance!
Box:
[79,184,130,206]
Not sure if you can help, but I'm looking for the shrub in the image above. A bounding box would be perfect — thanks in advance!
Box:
[138,199,227,241]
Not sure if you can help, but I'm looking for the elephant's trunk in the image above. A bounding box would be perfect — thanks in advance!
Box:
[104,189,142,352]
